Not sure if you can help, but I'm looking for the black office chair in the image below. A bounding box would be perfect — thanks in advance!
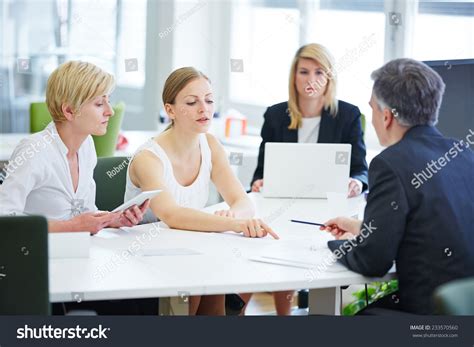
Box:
[0,215,50,315]
[93,156,129,211]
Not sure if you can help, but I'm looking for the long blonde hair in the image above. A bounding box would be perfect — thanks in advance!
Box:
[288,43,338,129]
[162,67,210,130]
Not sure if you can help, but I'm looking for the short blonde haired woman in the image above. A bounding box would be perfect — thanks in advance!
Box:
[245,43,369,315]
[125,67,279,315]
[0,61,148,232]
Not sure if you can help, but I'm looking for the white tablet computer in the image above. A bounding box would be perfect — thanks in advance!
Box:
[112,190,162,212]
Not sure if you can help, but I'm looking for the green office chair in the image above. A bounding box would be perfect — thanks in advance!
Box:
[92,102,125,157]
[29,101,125,157]
[434,277,474,315]
[30,102,52,133]
[94,156,129,211]
[0,216,50,315]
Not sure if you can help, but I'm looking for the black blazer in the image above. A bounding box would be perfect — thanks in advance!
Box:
[329,125,474,314]
[251,100,369,190]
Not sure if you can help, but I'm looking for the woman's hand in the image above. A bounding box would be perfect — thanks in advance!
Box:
[108,200,151,228]
[319,216,362,240]
[251,179,264,193]
[68,211,118,234]
[214,209,235,218]
[347,178,363,198]
[231,218,279,239]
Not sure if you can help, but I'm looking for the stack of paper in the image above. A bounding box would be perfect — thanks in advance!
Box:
[248,239,347,272]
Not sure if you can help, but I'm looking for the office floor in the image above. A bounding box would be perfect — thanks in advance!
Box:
[245,292,296,315]
[244,286,363,315]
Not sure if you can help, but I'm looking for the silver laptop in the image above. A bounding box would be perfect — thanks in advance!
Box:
[262,143,351,198]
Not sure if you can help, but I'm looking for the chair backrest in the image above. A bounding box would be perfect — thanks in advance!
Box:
[30,102,52,133]
[94,156,129,211]
[29,101,125,157]
[0,216,50,315]
[93,102,125,157]
[434,277,474,315]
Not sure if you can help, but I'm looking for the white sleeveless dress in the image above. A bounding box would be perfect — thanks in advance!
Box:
[124,134,212,224]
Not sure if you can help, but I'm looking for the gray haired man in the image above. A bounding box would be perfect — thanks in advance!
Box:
[321,58,474,314]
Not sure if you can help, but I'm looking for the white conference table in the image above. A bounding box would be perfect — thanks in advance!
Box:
[49,193,395,315]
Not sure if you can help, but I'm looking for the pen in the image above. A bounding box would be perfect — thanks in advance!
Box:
[290,219,325,227]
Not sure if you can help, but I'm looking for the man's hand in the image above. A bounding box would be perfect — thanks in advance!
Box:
[320,216,362,240]
[348,178,363,198]
[251,179,264,193]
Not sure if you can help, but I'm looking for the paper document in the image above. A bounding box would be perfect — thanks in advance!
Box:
[248,240,347,272]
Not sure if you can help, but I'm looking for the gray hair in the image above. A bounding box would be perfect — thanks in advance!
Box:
[371,58,445,127]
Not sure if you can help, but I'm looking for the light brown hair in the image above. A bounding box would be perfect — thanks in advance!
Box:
[162,67,210,129]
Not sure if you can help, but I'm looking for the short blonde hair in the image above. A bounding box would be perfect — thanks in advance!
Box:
[46,61,115,122]
[288,43,338,129]
[162,67,210,129]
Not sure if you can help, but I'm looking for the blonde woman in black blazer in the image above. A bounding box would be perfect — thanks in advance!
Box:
[243,43,369,315]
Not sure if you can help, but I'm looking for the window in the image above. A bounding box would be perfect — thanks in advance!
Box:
[306,1,385,150]
[0,0,147,132]
[116,0,147,88]
[412,1,474,61]
[229,1,300,106]
[69,0,118,73]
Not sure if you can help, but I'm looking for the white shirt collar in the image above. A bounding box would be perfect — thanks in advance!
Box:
[45,122,69,156]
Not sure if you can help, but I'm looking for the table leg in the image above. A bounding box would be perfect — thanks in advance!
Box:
[308,287,342,315]
[159,297,189,316]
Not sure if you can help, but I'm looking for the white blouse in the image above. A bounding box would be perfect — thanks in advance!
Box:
[298,116,321,143]
[0,122,98,220]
